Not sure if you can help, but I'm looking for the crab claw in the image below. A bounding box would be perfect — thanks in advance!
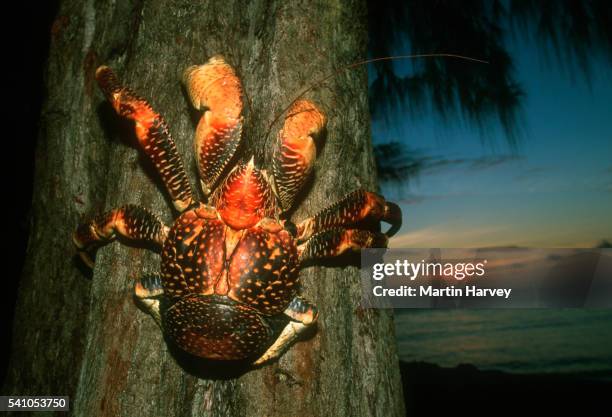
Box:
[183,56,244,196]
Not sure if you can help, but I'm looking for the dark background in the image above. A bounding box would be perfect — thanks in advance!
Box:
[3,0,60,382]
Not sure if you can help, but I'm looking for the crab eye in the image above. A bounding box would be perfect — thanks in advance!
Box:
[283,220,297,237]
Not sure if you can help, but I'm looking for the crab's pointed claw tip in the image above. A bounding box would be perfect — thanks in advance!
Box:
[77,250,95,269]
[95,65,111,77]
[383,201,402,237]
[207,55,227,65]
[73,230,96,268]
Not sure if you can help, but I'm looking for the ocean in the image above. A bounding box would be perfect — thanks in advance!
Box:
[394,309,612,375]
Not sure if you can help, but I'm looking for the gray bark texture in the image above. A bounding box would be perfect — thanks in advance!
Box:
[4,1,405,416]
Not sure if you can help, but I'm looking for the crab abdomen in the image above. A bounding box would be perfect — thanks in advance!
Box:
[164,295,272,360]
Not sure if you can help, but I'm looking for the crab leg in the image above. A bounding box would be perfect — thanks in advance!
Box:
[73,205,169,267]
[253,296,318,365]
[96,66,195,212]
[134,274,164,327]
[298,228,388,262]
[183,56,243,196]
[296,190,402,243]
[272,100,326,212]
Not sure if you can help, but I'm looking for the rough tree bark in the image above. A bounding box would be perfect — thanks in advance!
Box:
[5,1,405,416]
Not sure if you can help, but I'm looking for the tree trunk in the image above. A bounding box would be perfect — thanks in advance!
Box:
[4,1,405,416]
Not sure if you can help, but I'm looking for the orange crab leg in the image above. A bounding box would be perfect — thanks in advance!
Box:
[253,296,318,365]
[134,274,164,327]
[298,228,388,262]
[183,56,243,196]
[296,189,402,243]
[96,67,196,212]
[73,205,169,267]
[272,100,326,212]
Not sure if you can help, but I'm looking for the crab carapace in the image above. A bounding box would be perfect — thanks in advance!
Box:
[73,56,402,365]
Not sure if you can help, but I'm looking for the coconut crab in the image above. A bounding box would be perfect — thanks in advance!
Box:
[73,56,402,365]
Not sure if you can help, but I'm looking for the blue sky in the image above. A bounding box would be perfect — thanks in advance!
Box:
[372,41,612,248]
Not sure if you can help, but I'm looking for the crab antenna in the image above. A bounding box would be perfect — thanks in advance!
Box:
[262,53,489,143]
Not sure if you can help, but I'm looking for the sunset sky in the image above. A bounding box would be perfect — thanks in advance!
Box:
[373,41,612,248]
